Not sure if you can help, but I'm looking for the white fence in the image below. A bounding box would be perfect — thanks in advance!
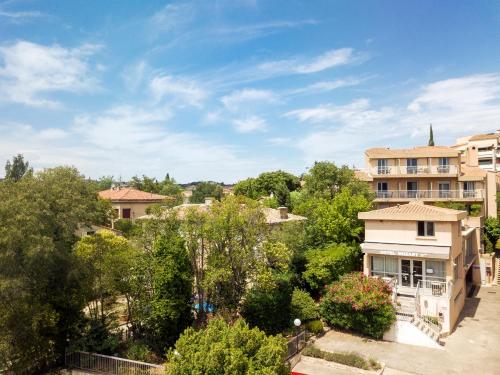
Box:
[65,351,164,375]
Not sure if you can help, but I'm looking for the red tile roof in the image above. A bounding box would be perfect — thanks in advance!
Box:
[98,187,168,202]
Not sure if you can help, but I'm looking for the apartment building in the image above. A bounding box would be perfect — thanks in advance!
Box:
[453,131,500,172]
[359,145,497,218]
[359,201,481,337]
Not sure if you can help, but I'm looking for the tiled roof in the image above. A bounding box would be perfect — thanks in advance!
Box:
[355,170,372,182]
[99,188,168,202]
[469,133,500,141]
[358,201,466,221]
[459,165,487,181]
[365,146,459,158]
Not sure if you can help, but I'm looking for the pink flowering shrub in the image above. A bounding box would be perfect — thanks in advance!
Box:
[320,272,395,338]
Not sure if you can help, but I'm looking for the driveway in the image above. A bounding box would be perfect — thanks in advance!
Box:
[309,285,500,375]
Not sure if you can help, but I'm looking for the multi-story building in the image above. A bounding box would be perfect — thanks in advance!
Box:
[358,145,497,218]
[453,131,500,172]
[359,201,481,339]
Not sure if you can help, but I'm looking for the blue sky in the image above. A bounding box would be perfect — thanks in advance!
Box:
[1,0,500,183]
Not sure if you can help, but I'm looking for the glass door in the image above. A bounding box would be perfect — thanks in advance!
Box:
[407,181,418,198]
[407,158,417,174]
[377,181,388,198]
[412,260,423,288]
[401,259,411,287]
[438,182,451,198]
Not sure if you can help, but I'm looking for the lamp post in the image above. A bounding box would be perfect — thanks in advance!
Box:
[294,318,301,353]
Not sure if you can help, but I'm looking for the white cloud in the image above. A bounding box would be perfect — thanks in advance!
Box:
[0,107,276,182]
[285,99,395,127]
[290,78,363,95]
[149,74,207,107]
[258,48,362,76]
[267,137,290,145]
[221,88,278,111]
[122,60,148,91]
[149,3,195,35]
[233,116,267,133]
[292,74,500,166]
[0,41,100,108]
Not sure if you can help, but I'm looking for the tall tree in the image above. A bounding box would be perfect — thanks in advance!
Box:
[0,167,108,372]
[4,154,32,181]
[190,181,223,203]
[428,124,435,146]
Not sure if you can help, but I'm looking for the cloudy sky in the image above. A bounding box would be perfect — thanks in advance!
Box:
[1,1,500,182]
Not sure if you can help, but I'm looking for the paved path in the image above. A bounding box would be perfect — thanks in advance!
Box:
[307,285,500,375]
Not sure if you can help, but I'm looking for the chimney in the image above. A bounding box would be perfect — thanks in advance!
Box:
[205,197,214,205]
[278,206,288,220]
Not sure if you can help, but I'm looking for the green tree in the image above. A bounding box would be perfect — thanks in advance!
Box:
[0,167,106,372]
[303,162,355,200]
[142,233,193,353]
[303,243,361,294]
[166,318,289,375]
[241,278,293,335]
[428,124,435,146]
[307,188,372,246]
[484,217,500,253]
[190,181,223,203]
[74,230,137,323]
[4,153,33,181]
[291,288,319,322]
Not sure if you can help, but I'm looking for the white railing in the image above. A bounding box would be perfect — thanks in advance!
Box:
[375,190,483,199]
[416,279,450,297]
[371,165,458,176]
[415,281,444,336]
[65,351,164,374]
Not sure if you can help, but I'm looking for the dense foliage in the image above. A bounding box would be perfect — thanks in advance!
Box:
[484,217,500,253]
[129,174,183,204]
[166,318,289,375]
[241,278,293,335]
[320,273,395,339]
[0,167,110,372]
[290,288,319,322]
[189,181,224,203]
[234,170,300,207]
[303,243,361,294]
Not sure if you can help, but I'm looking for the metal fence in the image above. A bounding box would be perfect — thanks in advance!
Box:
[65,351,164,375]
[286,330,306,360]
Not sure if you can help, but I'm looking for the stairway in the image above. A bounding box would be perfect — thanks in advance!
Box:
[395,294,443,345]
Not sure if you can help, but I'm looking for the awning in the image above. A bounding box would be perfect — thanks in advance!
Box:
[361,242,450,259]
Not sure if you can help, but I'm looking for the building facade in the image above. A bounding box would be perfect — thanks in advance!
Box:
[99,187,169,223]
[359,201,481,336]
[359,145,497,218]
[453,131,500,172]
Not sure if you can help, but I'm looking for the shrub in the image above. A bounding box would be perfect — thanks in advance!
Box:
[241,279,292,335]
[305,319,324,335]
[320,273,395,339]
[291,288,318,322]
[114,219,139,237]
[166,318,289,375]
[302,346,374,370]
[303,243,361,294]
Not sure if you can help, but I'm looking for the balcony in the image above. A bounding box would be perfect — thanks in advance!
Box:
[375,189,484,201]
[371,165,458,176]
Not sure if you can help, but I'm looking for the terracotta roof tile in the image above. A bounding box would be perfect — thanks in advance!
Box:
[99,188,168,202]
[358,201,466,221]
[365,146,458,158]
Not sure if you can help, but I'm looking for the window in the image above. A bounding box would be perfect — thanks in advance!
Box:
[438,182,451,198]
[463,181,476,198]
[122,208,131,219]
[478,159,491,166]
[418,221,435,237]
[407,181,418,198]
[438,157,450,173]
[406,158,417,174]
[426,260,445,282]
[371,256,398,278]
[377,159,389,174]
[377,182,389,198]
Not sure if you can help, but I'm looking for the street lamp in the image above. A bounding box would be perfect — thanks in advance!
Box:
[294,318,301,353]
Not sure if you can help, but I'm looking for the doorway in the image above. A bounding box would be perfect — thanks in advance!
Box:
[400,259,423,288]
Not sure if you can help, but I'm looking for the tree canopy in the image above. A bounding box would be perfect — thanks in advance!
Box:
[4,153,32,181]
[166,318,289,375]
[190,181,224,203]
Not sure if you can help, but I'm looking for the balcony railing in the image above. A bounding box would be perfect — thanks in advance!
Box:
[375,190,483,199]
[417,279,450,297]
[372,165,458,176]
